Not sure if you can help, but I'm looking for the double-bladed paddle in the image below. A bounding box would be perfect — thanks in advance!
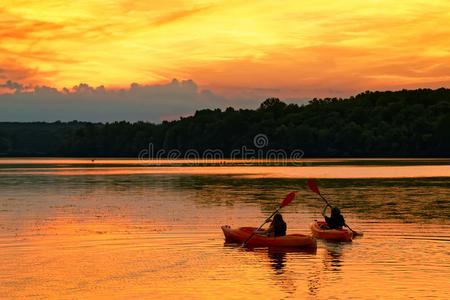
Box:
[241,192,295,247]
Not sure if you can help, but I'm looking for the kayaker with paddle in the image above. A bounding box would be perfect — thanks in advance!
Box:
[262,213,287,237]
[308,179,360,237]
[241,192,295,247]
[322,204,346,229]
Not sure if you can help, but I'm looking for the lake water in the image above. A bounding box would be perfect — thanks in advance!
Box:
[0,158,449,299]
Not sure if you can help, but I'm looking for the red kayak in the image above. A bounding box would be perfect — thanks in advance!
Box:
[221,225,317,248]
[310,221,355,242]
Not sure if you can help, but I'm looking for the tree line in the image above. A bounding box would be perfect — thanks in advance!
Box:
[0,88,449,157]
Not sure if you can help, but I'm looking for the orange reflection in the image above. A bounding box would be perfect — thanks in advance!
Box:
[1,159,449,299]
[1,164,449,178]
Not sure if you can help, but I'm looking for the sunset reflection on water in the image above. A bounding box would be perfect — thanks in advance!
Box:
[0,158,449,178]
[0,159,449,298]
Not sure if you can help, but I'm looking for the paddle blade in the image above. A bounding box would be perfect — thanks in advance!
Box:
[307,179,320,194]
[280,192,295,208]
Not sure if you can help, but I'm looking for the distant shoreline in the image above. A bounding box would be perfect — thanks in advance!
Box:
[1,157,450,165]
[1,88,449,158]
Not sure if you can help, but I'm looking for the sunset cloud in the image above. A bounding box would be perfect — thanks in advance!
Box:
[0,0,449,106]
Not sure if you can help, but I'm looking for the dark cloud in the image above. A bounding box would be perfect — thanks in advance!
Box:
[0,80,24,92]
[0,79,241,122]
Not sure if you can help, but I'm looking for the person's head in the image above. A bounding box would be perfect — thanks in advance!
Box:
[331,207,341,216]
[273,213,284,223]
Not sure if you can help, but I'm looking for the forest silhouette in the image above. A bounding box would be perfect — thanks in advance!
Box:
[0,88,449,157]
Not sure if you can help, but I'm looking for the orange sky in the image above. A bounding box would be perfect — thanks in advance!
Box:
[1,0,450,98]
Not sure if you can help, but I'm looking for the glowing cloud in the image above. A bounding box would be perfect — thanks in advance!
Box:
[1,0,449,99]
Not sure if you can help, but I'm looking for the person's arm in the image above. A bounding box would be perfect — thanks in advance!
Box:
[265,222,275,237]
[321,204,330,218]
[257,218,273,235]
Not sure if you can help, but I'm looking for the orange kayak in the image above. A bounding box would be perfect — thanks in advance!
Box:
[310,221,353,242]
[221,225,317,248]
